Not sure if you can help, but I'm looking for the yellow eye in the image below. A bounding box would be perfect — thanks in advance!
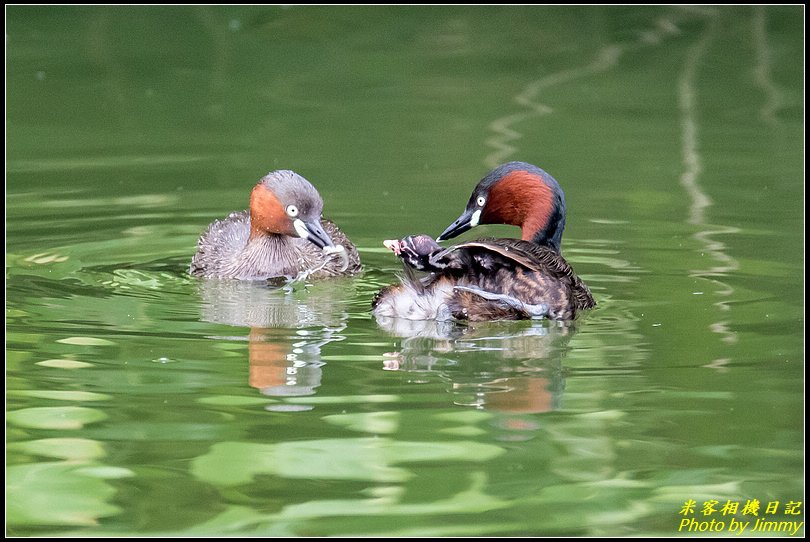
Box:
[476,196,486,207]
[286,204,299,217]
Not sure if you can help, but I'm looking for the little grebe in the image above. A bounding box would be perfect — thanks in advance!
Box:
[190,170,361,281]
[372,161,595,321]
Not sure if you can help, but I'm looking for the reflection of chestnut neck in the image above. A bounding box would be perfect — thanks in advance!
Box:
[483,376,552,414]
[247,328,324,397]
[248,329,288,390]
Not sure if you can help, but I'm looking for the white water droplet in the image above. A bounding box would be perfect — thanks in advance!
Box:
[151,357,176,364]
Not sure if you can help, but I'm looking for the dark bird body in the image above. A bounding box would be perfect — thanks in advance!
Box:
[373,162,595,321]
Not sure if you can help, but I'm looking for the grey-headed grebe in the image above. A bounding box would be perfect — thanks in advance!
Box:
[190,170,361,281]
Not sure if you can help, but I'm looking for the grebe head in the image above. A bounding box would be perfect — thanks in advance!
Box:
[383,234,442,271]
[437,161,567,252]
[249,170,335,249]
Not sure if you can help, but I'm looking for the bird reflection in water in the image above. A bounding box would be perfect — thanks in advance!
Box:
[197,279,352,405]
[377,314,579,436]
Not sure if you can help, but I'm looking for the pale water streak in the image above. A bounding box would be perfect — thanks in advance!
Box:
[484,45,621,169]
[676,10,740,347]
[677,15,713,228]
[483,9,692,169]
[752,6,786,125]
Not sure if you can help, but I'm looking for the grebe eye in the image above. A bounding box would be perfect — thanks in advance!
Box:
[476,196,486,207]
[286,204,299,217]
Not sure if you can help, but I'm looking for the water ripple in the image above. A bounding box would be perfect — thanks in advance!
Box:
[752,6,787,125]
[676,11,739,347]
[484,45,622,169]
[484,8,695,168]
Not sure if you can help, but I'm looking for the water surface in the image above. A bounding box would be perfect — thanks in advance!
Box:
[6,6,804,537]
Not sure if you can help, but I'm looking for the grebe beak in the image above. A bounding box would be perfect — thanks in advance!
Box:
[383,239,403,255]
[437,208,478,241]
[294,219,335,249]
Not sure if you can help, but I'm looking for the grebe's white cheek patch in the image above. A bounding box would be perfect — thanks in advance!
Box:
[293,218,309,239]
[470,209,481,227]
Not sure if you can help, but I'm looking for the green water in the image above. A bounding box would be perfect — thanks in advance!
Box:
[6,6,804,537]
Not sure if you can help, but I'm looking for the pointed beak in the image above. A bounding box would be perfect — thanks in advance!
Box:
[437,208,479,241]
[294,218,335,249]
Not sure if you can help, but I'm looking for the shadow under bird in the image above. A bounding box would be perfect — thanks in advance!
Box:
[373,161,596,321]
[190,169,361,281]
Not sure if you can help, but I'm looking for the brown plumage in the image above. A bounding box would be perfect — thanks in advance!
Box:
[373,162,595,322]
[190,170,361,281]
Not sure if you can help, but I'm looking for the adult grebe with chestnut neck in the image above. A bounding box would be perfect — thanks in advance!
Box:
[190,170,361,281]
[373,161,595,321]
